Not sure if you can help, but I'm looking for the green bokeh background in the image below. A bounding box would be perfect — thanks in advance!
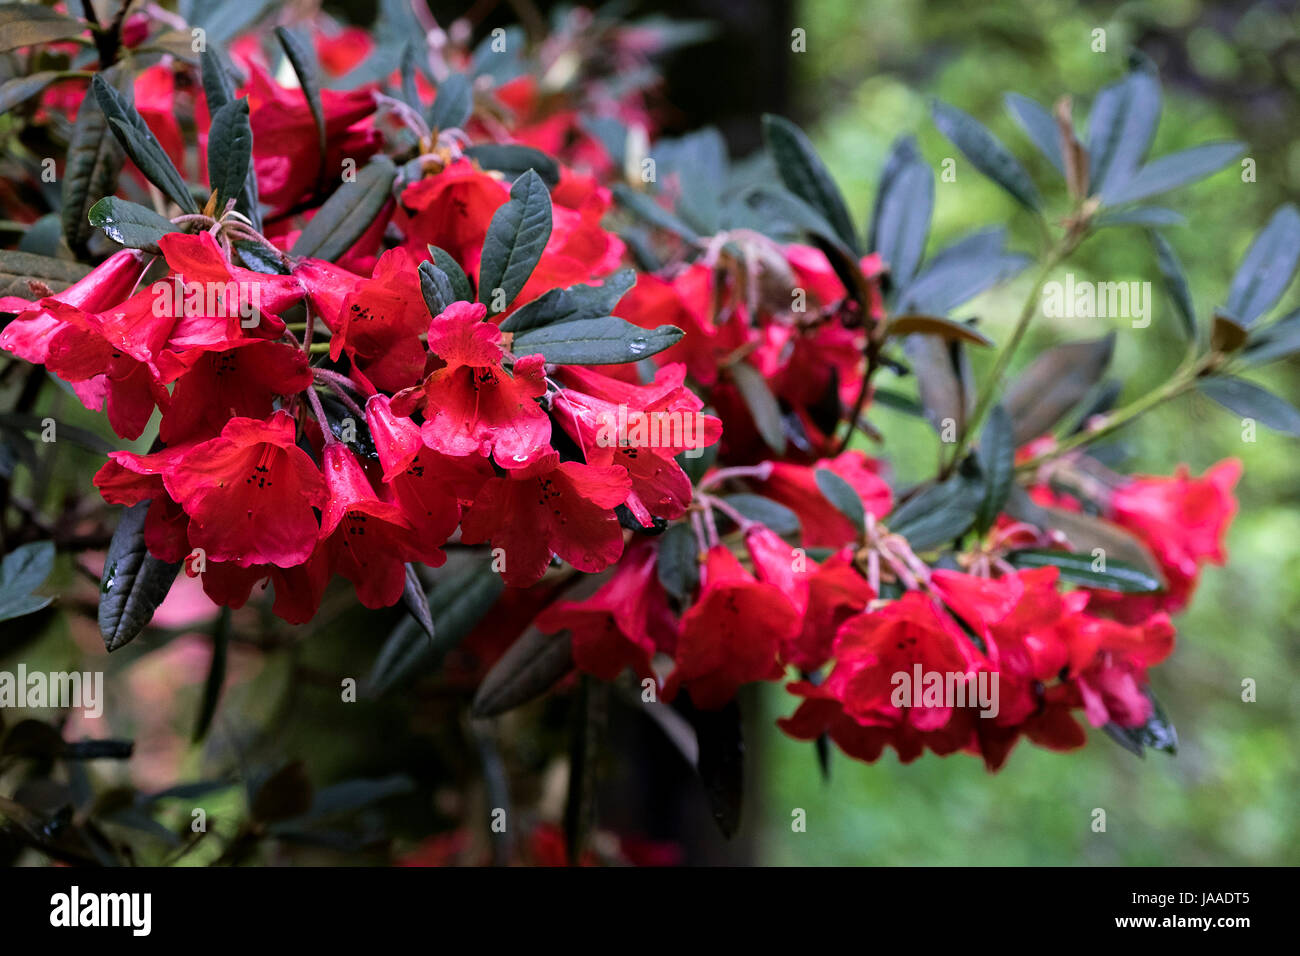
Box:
[756,0,1300,865]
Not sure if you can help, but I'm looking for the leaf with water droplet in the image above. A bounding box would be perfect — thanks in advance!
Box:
[511,316,682,366]
[99,501,182,651]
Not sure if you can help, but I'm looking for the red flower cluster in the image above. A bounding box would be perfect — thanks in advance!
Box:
[0,7,1247,780]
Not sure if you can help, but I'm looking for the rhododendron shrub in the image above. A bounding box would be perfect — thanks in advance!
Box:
[0,1,1294,863]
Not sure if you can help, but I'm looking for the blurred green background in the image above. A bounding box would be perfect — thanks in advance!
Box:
[755,0,1300,865]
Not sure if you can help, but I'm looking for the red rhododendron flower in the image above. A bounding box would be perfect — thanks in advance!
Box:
[1100,459,1241,618]
[318,443,431,608]
[459,447,631,587]
[416,302,552,467]
[319,247,432,392]
[667,544,800,709]
[759,451,893,547]
[160,341,312,444]
[552,363,721,523]
[537,539,675,681]
[162,411,327,567]
[241,61,381,219]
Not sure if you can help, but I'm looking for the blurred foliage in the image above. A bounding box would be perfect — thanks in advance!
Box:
[757,0,1300,865]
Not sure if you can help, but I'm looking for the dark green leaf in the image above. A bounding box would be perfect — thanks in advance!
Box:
[871,387,925,417]
[0,6,87,51]
[1224,204,1300,326]
[0,541,54,622]
[427,245,472,301]
[511,316,681,366]
[98,501,182,652]
[653,128,728,235]
[975,404,1014,534]
[0,72,62,113]
[281,774,414,824]
[290,156,396,262]
[723,494,802,537]
[500,269,636,334]
[898,228,1030,314]
[1198,376,1300,435]
[191,609,230,743]
[730,360,786,454]
[200,47,236,113]
[274,27,327,177]
[1003,93,1065,175]
[62,79,126,251]
[428,72,473,131]
[478,169,552,313]
[471,626,574,718]
[1005,487,1166,584]
[1147,231,1196,340]
[762,114,859,253]
[613,183,701,243]
[189,0,276,47]
[0,250,91,297]
[1088,57,1160,197]
[367,561,504,696]
[199,50,261,230]
[747,184,855,265]
[464,143,560,188]
[17,214,62,257]
[88,196,177,254]
[931,100,1040,212]
[1004,334,1115,446]
[868,136,933,289]
[1006,548,1163,592]
[0,412,113,454]
[888,476,983,551]
[1105,142,1244,206]
[815,468,865,534]
[398,42,421,111]
[1242,308,1300,366]
[93,75,198,215]
[657,522,700,603]
[233,240,287,274]
[418,260,456,317]
[206,99,253,209]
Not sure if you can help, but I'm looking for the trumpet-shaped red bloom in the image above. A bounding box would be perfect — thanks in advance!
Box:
[200,553,330,625]
[1099,459,1241,619]
[667,545,800,709]
[536,539,675,681]
[758,451,894,548]
[327,247,431,393]
[552,363,721,524]
[418,302,551,467]
[162,411,327,567]
[459,447,630,587]
[160,341,311,444]
[0,249,146,363]
[318,443,429,608]
[242,61,381,219]
[365,393,492,549]
[830,592,987,731]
